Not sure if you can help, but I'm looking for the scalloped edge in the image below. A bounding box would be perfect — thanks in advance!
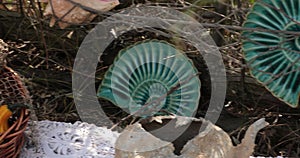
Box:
[97,39,201,115]
[241,0,300,108]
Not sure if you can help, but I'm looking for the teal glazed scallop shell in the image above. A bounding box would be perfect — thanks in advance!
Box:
[242,0,300,107]
[97,40,201,117]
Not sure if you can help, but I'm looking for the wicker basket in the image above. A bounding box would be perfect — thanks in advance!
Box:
[0,39,31,158]
[0,109,30,158]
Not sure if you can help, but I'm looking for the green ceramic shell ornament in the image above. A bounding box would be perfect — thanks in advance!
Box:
[242,0,300,107]
[97,40,201,117]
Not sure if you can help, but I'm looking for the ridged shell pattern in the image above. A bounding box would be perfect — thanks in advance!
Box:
[242,0,300,107]
[97,40,201,117]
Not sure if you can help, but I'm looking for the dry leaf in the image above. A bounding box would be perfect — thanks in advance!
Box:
[43,0,119,29]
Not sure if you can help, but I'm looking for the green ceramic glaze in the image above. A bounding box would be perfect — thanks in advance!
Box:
[242,0,300,107]
[97,40,201,117]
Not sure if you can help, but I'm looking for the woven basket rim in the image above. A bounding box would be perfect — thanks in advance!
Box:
[1,66,31,104]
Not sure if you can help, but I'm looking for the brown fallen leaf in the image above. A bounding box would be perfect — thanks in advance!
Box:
[43,0,119,29]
